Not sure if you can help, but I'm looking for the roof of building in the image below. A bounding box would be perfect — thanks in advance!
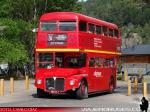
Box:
[121,44,150,55]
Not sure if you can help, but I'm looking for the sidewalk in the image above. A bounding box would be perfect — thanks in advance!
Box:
[117,80,150,101]
[0,79,36,103]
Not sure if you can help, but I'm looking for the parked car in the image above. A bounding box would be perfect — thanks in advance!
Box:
[129,74,143,83]
[0,63,9,75]
[146,71,150,75]
[0,67,2,74]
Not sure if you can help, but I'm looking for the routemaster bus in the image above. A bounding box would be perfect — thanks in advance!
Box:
[35,12,121,99]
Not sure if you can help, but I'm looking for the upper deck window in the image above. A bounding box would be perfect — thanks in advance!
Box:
[88,24,95,33]
[59,21,76,31]
[40,22,57,31]
[79,21,87,32]
[114,29,119,38]
[96,25,102,34]
[103,26,108,36]
[109,29,114,37]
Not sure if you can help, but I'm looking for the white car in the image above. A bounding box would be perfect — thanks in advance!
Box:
[0,64,8,75]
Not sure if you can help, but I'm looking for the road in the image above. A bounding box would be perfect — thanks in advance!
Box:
[0,79,149,110]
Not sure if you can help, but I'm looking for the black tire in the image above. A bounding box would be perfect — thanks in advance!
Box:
[37,88,49,98]
[109,77,115,93]
[76,80,88,99]
[67,90,76,98]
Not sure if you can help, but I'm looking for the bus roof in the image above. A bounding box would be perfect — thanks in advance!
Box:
[40,12,118,29]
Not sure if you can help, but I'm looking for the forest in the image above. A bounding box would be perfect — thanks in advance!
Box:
[0,0,149,76]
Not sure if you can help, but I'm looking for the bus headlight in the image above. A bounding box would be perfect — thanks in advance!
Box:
[37,79,42,84]
[70,80,75,86]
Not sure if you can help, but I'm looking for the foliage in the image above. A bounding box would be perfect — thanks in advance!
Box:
[0,39,28,65]
[0,0,12,18]
[0,19,30,66]
[140,23,150,44]
[117,74,122,80]
[36,0,82,17]
[0,0,82,76]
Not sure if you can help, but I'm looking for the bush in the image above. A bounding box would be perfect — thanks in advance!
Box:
[117,74,122,80]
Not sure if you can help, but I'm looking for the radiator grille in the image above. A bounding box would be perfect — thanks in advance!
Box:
[46,77,64,91]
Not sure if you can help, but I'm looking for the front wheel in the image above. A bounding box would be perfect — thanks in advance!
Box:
[37,88,50,98]
[76,80,88,99]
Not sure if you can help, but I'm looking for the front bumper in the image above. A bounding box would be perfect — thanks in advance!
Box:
[35,76,80,93]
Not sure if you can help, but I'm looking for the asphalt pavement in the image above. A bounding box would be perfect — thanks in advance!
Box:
[0,79,149,111]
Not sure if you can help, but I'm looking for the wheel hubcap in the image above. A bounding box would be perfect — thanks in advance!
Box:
[82,84,85,95]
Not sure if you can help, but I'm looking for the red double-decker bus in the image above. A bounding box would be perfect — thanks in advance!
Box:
[35,12,121,99]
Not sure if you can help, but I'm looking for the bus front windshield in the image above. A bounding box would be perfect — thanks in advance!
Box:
[38,53,54,69]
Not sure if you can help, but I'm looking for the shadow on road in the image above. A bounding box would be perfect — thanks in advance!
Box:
[32,91,118,100]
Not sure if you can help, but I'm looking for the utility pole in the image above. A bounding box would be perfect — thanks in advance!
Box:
[45,0,48,12]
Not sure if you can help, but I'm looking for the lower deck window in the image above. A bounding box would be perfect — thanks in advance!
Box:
[38,53,54,68]
[55,54,86,68]
[95,57,101,67]
[89,58,95,67]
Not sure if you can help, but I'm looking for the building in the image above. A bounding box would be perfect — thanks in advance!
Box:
[121,45,150,75]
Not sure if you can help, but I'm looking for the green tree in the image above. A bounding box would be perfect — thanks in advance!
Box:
[0,18,31,76]
[10,0,34,22]
[0,0,82,77]
[140,23,150,44]
[36,0,82,17]
[0,0,12,18]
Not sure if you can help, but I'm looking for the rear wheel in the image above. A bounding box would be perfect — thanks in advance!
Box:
[76,80,88,99]
[37,88,49,98]
[109,77,115,93]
